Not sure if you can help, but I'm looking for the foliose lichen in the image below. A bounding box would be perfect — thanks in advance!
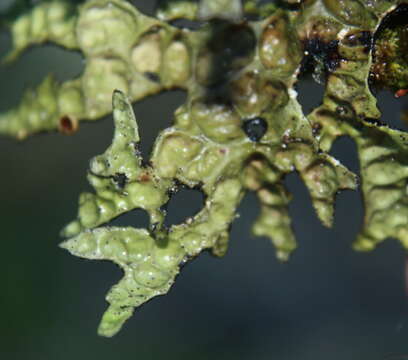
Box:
[1,0,408,336]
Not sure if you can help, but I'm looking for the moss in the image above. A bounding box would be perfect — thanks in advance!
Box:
[371,4,408,91]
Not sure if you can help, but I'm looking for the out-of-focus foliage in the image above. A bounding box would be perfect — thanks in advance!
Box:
[2,0,408,336]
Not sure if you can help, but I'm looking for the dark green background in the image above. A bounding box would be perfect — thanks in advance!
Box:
[1,1,408,359]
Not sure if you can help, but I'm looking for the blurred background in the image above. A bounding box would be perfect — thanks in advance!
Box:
[1,1,408,359]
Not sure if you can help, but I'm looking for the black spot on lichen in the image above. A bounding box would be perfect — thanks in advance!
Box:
[276,0,303,11]
[334,101,355,119]
[112,173,128,189]
[242,117,268,142]
[144,72,161,83]
[300,38,341,79]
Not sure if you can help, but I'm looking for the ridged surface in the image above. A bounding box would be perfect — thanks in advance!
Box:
[2,0,408,336]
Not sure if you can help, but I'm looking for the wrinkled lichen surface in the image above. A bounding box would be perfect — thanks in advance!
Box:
[2,0,408,336]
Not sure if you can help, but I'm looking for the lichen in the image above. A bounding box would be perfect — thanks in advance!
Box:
[370,3,408,91]
[2,0,408,336]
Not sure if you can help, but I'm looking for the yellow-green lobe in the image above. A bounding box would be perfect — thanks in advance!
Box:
[3,0,408,337]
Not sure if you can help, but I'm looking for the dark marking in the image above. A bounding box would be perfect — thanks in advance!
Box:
[364,117,387,127]
[312,122,322,136]
[335,104,354,118]
[242,117,268,142]
[145,25,162,35]
[131,141,143,158]
[301,38,341,75]
[368,72,378,95]
[275,0,303,11]
[150,222,161,233]
[144,72,161,83]
[112,173,128,189]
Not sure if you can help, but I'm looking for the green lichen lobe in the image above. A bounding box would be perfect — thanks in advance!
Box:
[61,226,185,337]
[59,0,408,336]
[61,91,246,336]
[61,87,355,336]
[3,0,408,336]
[0,0,191,138]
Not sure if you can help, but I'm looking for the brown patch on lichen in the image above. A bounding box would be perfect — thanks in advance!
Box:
[139,173,151,183]
[59,115,78,135]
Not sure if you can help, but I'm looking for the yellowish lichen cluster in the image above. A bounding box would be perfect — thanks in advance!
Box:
[1,0,408,336]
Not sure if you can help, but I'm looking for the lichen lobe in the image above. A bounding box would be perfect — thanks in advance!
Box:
[2,0,407,336]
